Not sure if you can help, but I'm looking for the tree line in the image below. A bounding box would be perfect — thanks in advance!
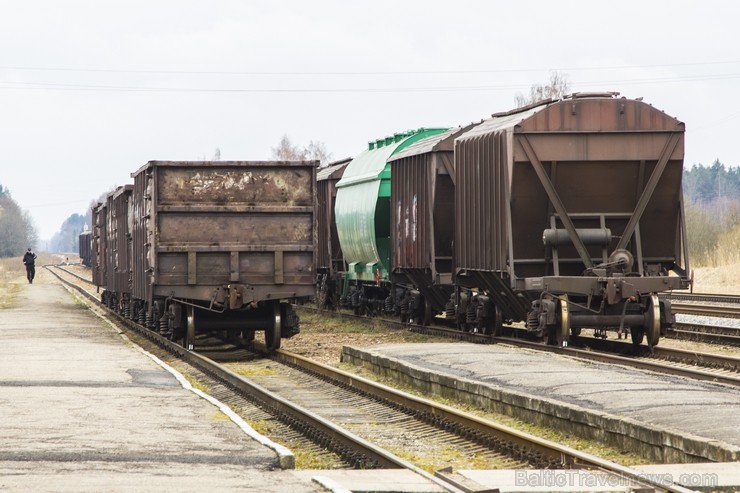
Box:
[682,160,740,265]
[0,185,38,257]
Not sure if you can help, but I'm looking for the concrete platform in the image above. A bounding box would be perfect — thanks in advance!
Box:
[342,343,740,463]
[0,278,323,492]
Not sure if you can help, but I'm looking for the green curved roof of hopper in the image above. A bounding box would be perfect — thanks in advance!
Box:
[335,128,447,273]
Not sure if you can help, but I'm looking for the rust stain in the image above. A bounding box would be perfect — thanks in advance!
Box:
[188,171,264,194]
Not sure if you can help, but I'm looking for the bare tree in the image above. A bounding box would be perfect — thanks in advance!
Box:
[272,134,306,161]
[272,134,333,166]
[305,140,333,167]
[212,147,221,161]
[515,72,571,108]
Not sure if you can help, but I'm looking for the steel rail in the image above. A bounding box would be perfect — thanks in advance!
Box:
[42,263,94,285]
[672,302,740,319]
[663,292,740,304]
[651,345,740,372]
[671,325,740,346]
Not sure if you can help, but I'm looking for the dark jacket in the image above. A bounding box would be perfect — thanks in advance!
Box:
[23,251,37,266]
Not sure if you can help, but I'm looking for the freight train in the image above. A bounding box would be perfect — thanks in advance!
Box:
[90,160,318,352]
[317,93,691,348]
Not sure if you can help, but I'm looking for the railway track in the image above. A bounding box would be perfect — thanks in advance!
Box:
[672,302,740,319]
[666,293,740,344]
[44,263,695,493]
[663,292,740,305]
[672,322,740,346]
[301,304,740,388]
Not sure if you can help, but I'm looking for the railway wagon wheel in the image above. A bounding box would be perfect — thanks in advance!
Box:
[480,304,503,336]
[264,302,282,351]
[421,297,433,327]
[646,294,661,348]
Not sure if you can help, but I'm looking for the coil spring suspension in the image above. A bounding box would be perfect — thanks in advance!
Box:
[138,306,146,325]
[384,295,394,313]
[399,297,410,316]
[159,315,169,335]
[351,290,360,308]
[526,310,540,331]
[445,298,456,319]
[466,299,476,324]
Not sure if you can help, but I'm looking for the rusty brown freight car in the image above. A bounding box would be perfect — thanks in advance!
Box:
[387,125,475,324]
[316,158,350,308]
[78,231,92,267]
[454,93,690,347]
[99,185,134,314]
[130,160,317,351]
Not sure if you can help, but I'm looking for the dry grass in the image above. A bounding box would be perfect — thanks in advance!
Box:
[707,228,740,266]
[691,229,740,293]
[0,252,66,308]
[0,256,27,308]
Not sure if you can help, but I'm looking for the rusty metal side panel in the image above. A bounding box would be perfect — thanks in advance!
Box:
[105,193,116,292]
[78,231,92,267]
[91,202,108,288]
[391,152,454,275]
[317,177,332,270]
[317,171,345,272]
[520,96,683,133]
[131,170,150,302]
[454,130,511,273]
[133,161,317,303]
[392,153,432,271]
[112,186,133,295]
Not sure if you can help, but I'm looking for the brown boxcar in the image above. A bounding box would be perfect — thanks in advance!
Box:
[454,93,690,346]
[130,160,317,351]
[316,158,350,308]
[78,231,92,267]
[387,125,474,323]
[99,185,134,314]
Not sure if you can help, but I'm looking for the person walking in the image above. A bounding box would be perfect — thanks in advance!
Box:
[23,248,37,284]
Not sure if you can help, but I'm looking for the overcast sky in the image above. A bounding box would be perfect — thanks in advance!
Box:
[1,0,739,241]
